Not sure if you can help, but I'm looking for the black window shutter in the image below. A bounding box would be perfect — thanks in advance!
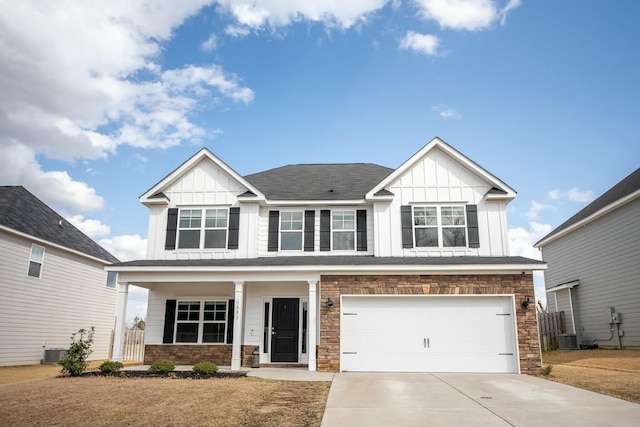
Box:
[162,300,177,343]
[304,210,315,251]
[226,299,235,344]
[357,210,367,251]
[401,205,414,248]
[164,208,178,250]
[268,211,279,252]
[227,207,240,249]
[466,204,480,248]
[320,210,331,251]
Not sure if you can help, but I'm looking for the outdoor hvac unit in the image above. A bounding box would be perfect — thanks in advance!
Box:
[558,334,578,350]
[43,349,67,364]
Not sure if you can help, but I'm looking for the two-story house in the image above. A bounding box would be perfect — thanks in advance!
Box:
[0,186,119,366]
[108,137,546,374]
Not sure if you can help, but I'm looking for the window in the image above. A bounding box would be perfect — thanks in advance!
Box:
[177,208,228,249]
[28,244,44,278]
[175,300,227,344]
[332,210,355,250]
[280,211,303,250]
[414,206,467,248]
[106,271,117,289]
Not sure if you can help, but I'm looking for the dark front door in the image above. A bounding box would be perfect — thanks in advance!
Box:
[271,298,299,362]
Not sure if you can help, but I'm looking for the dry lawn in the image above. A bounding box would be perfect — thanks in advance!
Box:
[542,349,640,404]
[0,366,330,427]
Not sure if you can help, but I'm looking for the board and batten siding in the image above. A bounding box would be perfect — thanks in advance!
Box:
[0,231,117,366]
[542,197,640,348]
[376,146,510,257]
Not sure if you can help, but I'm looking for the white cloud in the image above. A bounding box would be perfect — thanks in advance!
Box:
[65,215,111,239]
[432,104,461,119]
[400,31,441,56]
[126,285,150,325]
[0,142,104,212]
[508,221,552,306]
[216,0,389,29]
[525,201,554,220]
[99,234,147,262]
[548,187,594,203]
[413,0,521,31]
[201,33,218,51]
[225,25,251,37]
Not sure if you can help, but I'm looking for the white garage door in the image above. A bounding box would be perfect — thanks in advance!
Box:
[340,295,519,373]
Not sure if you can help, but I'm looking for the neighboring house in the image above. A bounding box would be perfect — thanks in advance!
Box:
[535,167,640,349]
[108,137,546,374]
[0,186,120,366]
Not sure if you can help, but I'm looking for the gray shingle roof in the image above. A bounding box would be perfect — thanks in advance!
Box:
[536,167,640,246]
[111,255,544,268]
[244,163,394,200]
[0,186,119,263]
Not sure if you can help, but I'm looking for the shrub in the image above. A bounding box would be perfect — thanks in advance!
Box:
[148,359,175,373]
[542,364,553,376]
[99,361,124,373]
[58,327,95,377]
[193,362,219,375]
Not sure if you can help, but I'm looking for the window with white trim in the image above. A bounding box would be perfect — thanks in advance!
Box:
[280,211,303,250]
[177,208,228,249]
[28,244,45,278]
[175,300,227,343]
[414,206,467,247]
[332,210,355,250]
[106,271,117,288]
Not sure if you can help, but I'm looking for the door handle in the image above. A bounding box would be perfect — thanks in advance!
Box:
[424,338,430,348]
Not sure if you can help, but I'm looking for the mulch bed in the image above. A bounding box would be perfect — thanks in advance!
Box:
[78,370,248,379]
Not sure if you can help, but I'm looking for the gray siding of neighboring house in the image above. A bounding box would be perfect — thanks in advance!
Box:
[542,197,640,348]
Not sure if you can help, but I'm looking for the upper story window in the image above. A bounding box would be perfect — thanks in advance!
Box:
[280,211,303,250]
[413,206,467,247]
[175,300,228,344]
[332,210,355,250]
[177,208,228,249]
[28,244,45,278]
[106,271,118,289]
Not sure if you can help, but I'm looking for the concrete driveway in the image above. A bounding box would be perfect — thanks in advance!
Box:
[321,373,640,427]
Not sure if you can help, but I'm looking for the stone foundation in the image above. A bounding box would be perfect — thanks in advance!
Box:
[144,345,232,366]
[317,274,542,374]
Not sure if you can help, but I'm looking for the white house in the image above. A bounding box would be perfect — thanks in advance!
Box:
[108,137,546,374]
[0,186,120,366]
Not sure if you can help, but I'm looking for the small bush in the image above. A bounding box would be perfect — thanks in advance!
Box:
[193,362,219,375]
[99,361,124,373]
[542,364,553,376]
[148,359,175,373]
[58,327,95,377]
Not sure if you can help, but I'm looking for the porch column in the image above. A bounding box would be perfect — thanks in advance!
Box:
[112,282,129,362]
[231,281,245,370]
[308,280,318,371]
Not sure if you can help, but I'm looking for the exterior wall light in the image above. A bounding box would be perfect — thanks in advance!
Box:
[521,297,532,308]
[325,297,334,308]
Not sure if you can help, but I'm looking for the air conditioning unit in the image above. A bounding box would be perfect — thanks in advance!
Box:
[558,334,578,350]
[43,348,67,364]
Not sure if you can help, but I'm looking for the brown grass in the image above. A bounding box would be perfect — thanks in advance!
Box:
[0,367,330,427]
[0,360,140,385]
[542,349,640,404]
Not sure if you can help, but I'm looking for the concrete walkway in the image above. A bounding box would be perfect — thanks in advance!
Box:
[321,373,640,427]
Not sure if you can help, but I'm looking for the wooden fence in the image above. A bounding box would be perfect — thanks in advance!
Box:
[538,311,566,351]
[122,329,145,361]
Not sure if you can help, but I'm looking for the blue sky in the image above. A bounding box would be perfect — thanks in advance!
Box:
[1,1,639,321]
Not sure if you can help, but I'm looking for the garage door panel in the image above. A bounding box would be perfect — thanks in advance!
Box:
[341,296,518,373]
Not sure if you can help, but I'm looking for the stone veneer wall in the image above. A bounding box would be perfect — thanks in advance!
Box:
[144,345,232,365]
[318,274,541,374]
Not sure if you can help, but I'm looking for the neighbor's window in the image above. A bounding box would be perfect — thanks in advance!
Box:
[413,206,467,248]
[175,300,227,344]
[106,271,117,289]
[332,210,355,250]
[280,211,303,250]
[28,244,45,278]
[177,208,228,249]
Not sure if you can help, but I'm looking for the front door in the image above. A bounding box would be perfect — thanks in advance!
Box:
[271,298,299,362]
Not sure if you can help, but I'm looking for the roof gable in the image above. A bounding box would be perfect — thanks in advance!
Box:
[536,167,640,247]
[140,148,266,205]
[244,163,393,200]
[0,186,119,263]
[366,137,516,201]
